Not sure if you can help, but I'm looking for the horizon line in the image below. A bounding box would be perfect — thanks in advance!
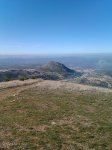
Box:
[0,52,112,56]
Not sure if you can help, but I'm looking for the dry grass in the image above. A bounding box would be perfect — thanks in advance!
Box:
[0,80,112,149]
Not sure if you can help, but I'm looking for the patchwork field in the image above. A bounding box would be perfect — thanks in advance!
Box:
[0,80,112,150]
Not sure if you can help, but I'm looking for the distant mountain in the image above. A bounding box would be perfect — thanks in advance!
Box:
[40,61,82,78]
[0,61,81,82]
[40,61,74,73]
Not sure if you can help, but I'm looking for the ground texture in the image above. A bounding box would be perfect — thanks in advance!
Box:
[0,80,112,150]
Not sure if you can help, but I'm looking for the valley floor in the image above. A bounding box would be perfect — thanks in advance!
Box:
[0,79,112,150]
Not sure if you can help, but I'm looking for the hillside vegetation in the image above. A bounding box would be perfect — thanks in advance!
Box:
[0,61,81,82]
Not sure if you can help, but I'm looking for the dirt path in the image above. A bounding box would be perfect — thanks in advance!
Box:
[0,79,42,99]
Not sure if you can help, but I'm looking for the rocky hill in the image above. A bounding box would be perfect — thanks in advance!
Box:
[39,61,81,78]
[0,61,81,82]
[40,61,75,74]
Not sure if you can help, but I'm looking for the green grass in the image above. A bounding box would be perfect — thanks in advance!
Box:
[0,87,112,150]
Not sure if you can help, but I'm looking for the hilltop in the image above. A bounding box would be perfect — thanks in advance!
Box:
[0,79,112,149]
[40,61,75,74]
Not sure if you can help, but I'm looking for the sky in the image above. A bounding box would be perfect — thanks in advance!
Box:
[0,0,112,55]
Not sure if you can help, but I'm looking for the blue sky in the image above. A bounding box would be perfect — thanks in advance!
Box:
[0,0,112,55]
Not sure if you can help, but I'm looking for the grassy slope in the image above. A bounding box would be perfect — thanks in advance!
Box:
[0,83,112,150]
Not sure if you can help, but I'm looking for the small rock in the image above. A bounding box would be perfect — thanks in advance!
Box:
[51,121,56,125]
